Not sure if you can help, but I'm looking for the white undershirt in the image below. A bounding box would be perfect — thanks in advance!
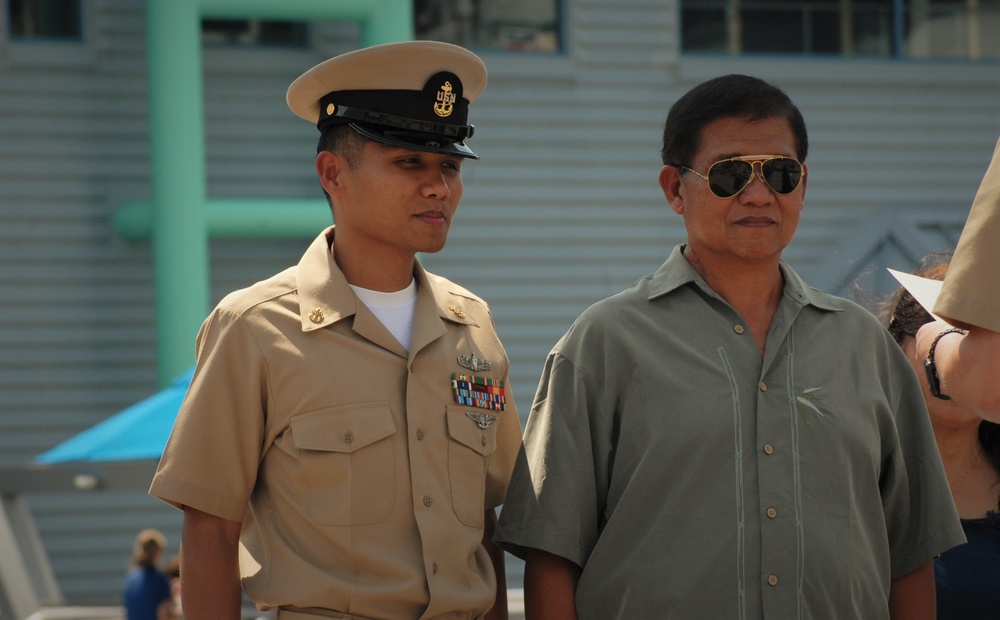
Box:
[349,279,418,351]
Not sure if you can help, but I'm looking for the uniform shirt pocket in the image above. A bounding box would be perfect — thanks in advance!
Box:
[291,403,396,526]
[446,405,498,527]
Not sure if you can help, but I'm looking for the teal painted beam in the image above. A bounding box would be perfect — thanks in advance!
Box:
[198,0,414,44]
[146,0,210,387]
[138,0,413,386]
[360,0,414,46]
[115,200,332,240]
[200,0,384,21]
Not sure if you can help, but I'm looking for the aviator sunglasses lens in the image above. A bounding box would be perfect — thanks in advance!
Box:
[707,158,802,197]
[761,159,802,194]
[708,160,753,197]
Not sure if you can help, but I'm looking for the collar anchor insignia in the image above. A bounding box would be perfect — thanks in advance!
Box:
[458,353,491,372]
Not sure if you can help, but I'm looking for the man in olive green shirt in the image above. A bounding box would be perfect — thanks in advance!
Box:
[495,74,964,619]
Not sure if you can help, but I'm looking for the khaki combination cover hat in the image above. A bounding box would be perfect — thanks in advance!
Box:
[934,136,1000,332]
[287,40,487,159]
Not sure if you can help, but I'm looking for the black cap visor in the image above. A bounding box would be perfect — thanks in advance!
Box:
[348,122,478,159]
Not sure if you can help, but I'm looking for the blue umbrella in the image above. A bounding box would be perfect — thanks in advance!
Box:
[35,368,193,464]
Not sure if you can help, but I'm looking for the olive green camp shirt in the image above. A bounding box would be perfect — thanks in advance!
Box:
[496,245,964,619]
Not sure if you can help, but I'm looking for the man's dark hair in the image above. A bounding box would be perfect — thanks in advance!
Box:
[317,124,366,205]
[318,123,365,164]
[660,74,808,167]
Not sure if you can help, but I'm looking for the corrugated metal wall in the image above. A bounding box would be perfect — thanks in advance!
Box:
[1,0,998,605]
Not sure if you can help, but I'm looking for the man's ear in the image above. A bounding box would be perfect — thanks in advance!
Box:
[316,151,347,199]
[799,162,809,203]
[659,165,685,215]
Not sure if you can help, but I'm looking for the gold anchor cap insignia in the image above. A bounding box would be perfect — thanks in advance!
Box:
[434,80,456,118]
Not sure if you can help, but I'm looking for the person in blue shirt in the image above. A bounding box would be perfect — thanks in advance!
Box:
[122,528,175,620]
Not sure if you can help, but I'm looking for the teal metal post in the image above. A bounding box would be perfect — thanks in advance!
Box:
[137,0,414,386]
[146,0,210,387]
[361,0,414,46]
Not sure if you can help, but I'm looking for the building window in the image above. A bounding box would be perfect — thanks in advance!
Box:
[681,0,1000,59]
[202,19,309,47]
[7,0,81,40]
[415,0,561,52]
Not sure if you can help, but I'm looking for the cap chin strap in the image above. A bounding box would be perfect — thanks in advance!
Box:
[323,104,475,141]
[348,123,479,160]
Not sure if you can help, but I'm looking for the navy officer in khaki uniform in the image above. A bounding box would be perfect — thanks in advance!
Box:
[150,41,522,620]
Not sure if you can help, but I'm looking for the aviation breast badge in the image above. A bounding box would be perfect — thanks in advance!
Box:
[452,373,506,411]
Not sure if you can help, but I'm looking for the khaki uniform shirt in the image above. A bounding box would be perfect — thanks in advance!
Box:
[150,227,521,619]
[935,136,1000,331]
[496,245,964,619]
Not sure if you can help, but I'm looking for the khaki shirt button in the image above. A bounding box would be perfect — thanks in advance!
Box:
[768,574,779,586]
[481,435,487,446]
[763,443,774,455]
[759,381,767,391]
[432,562,439,574]
[344,432,353,443]
[766,507,777,519]
[734,324,745,334]
[416,429,425,440]
[423,496,432,507]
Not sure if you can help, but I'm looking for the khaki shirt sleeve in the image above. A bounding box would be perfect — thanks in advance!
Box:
[150,307,268,522]
[934,136,1000,331]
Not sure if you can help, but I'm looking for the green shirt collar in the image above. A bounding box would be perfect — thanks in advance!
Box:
[648,245,841,313]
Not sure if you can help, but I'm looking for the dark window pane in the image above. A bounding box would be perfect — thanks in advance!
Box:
[742,9,805,52]
[682,7,729,52]
[8,0,81,39]
[415,0,561,52]
[202,19,308,47]
[853,5,894,55]
[808,9,841,53]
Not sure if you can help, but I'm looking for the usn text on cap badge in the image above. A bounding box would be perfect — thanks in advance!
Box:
[458,353,491,372]
[434,81,456,118]
[466,411,498,429]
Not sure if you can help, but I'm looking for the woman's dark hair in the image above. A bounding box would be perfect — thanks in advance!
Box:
[884,255,1000,507]
[885,261,949,345]
[660,74,809,168]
